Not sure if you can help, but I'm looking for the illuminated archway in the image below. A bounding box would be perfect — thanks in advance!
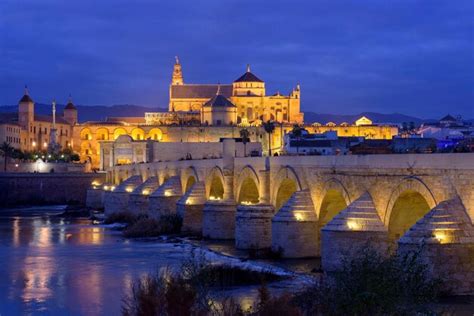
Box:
[236,166,260,204]
[206,167,225,200]
[275,178,297,211]
[318,189,348,228]
[388,190,431,241]
[113,128,128,140]
[80,128,92,141]
[209,175,224,200]
[131,128,145,140]
[184,176,196,193]
[147,128,163,141]
[238,177,259,204]
[95,128,109,141]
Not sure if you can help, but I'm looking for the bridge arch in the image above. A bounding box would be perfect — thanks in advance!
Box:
[317,178,351,229]
[205,166,225,200]
[180,166,200,193]
[385,176,437,241]
[272,166,303,211]
[236,165,260,204]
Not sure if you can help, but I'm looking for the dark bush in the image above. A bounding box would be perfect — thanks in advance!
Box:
[122,214,182,238]
[294,247,443,315]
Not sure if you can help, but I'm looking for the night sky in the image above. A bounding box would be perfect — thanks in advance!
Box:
[1,0,472,118]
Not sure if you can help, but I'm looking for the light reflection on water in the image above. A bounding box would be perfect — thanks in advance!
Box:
[0,210,191,315]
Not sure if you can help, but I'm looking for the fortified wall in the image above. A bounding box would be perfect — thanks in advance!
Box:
[0,172,106,207]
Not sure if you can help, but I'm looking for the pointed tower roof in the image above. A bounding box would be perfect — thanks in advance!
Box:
[65,94,77,110]
[234,64,264,83]
[19,85,33,103]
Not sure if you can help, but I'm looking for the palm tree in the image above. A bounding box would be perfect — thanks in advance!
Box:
[263,120,276,156]
[0,142,14,172]
[291,124,303,154]
[239,128,250,157]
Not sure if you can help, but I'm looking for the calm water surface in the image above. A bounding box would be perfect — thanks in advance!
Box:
[0,207,195,315]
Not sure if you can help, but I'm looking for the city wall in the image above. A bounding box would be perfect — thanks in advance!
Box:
[0,172,106,207]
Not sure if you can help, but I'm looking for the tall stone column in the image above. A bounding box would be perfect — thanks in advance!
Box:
[258,157,271,204]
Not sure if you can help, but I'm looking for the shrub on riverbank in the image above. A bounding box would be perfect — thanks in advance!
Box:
[122,247,444,315]
[293,248,443,315]
[122,254,287,315]
[122,214,183,238]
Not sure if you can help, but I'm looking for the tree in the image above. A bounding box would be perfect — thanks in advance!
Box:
[291,124,303,154]
[263,120,276,156]
[239,128,250,157]
[0,142,14,172]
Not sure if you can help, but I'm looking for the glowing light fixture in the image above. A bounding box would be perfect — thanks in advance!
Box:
[103,185,109,191]
[142,189,150,195]
[347,220,360,230]
[241,201,254,205]
[294,213,304,221]
[433,230,449,244]
[125,187,133,193]
[110,186,116,191]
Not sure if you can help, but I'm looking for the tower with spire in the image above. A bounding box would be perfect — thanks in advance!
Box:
[64,94,78,125]
[18,85,34,129]
[171,56,184,85]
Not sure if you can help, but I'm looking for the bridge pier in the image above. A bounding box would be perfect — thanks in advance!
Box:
[235,203,274,249]
[104,175,143,216]
[272,189,318,258]
[321,192,388,272]
[148,176,182,218]
[128,177,159,215]
[176,181,206,234]
[398,197,474,295]
[86,186,105,209]
[202,199,237,239]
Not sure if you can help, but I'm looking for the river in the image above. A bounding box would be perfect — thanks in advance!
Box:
[0,207,472,315]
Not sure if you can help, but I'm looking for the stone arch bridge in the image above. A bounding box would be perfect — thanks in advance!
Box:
[92,141,474,294]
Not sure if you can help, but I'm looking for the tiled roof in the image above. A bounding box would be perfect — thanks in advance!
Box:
[19,94,33,103]
[64,102,77,110]
[440,114,457,122]
[0,112,18,124]
[203,94,236,108]
[170,84,232,99]
[234,71,263,83]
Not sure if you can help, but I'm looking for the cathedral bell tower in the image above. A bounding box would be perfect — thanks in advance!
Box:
[171,56,183,85]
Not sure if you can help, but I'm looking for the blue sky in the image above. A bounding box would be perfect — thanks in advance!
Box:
[0,0,472,118]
